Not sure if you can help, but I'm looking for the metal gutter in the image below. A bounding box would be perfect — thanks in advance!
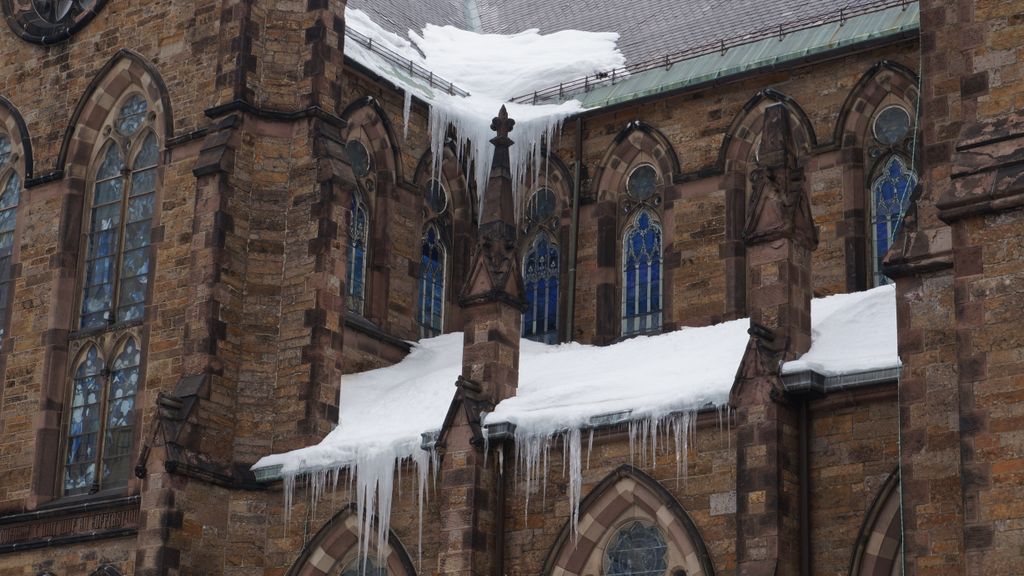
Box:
[782,366,900,394]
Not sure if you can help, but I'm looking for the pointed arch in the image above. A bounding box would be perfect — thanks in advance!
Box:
[341,96,402,184]
[59,49,172,179]
[286,504,417,576]
[543,465,715,576]
[0,95,33,179]
[413,144,475,223]
[835,61,919,149]
[849,469,902,576]
[718,88,816,172]
[89,565,123,576]
[520,150,574,223]
[593,121,679,203]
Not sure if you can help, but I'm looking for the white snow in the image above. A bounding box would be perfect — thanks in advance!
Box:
[254,281,898,560]
[781,284,900,376]
[342,8,625,217]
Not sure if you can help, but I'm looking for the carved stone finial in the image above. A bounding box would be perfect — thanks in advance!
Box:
[460,107,525,309]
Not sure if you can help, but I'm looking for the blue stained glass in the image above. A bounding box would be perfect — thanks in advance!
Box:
[102,339,140,487]
[65,346,104,495]
[116,95,148,136]
[85,256,115,287]
[133,133,159,170]
[0,171,20,210]
[871,155,916,286]
[604,521,668,576]
[346,192,369,314]
[622,210,662,336]
[89,229,119,258]
[0,136,9,166]
[127,194,155,222]
[131,169,156,196]
[417,224,445,338]
[522,233,559,343]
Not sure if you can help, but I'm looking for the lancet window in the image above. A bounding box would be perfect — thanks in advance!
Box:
[0,133,20,349]
[522,187,559,343]
[344,139,372,314]
[621,209,662,337]
[417,223,446,338]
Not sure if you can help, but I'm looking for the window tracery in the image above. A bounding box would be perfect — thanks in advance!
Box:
[622,209,662,337]
[0,133,19,350]
[605,521,669,576]
[522,231,559,343]
[870,155,915,286]
[346,189,369,314]
[417,223,446,338]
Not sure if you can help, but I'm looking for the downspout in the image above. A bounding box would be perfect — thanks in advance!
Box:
[494,443,506,576]
[799,398,811,575]
[565,116,583,341]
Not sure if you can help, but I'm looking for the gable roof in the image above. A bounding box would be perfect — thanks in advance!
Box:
[349,0,912,67]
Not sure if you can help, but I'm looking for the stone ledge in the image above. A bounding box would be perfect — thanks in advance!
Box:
[0,494,139,554]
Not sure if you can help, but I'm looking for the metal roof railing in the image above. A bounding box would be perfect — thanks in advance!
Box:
[508,0,916,105]
[345,26,471,98]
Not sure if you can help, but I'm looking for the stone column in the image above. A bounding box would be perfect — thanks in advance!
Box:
[437,106,525,576]
[731,103,818,576]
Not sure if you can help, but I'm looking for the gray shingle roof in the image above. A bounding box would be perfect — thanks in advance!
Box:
[348,0,905,66]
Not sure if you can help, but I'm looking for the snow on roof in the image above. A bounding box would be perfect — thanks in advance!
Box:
[253,284,898,476]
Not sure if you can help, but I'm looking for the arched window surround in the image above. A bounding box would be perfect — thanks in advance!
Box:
[521,229,560,344]
[285,504,416,576]
[0,123,24,353]
[868,153,916,286]
[621,207,663,338]
[849,470,902,576]
[542,465,715,576]
[417,220,448,339]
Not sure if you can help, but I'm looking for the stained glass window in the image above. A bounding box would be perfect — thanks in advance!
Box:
[417,224,445,338]
[605,521,669,576]
[62,338,140,495]
[871,155,916,286]
[340,558,387,576]
[0,157,19,349]
[522,232,559,343]
[64,345,103,495]
[116,95,148,136]
[81,99,158,329]
[526,187,556,224]
[346,140,371,179]
[346,190,369,314]
[0,135,10,165]
[622,210,662,336]
[873,106,911,146]
[627,165,658,201]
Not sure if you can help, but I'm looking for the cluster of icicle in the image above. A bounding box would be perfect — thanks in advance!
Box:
[428,95,572,218]
[511,406,732,541]
[282,445,438,572]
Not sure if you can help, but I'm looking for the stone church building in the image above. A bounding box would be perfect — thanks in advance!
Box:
[0,0,1021,574]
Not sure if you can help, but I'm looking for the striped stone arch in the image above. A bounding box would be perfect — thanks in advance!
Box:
[593,121,679,204]
[89,566,123,576]
[542,465,716,576]
[340,96,402,185]
[719,88,816,172]
[286,505,416,576]
[0,95,33,180]
[849,470,902,576]
[58,49,173,180]
[834,61,919,150]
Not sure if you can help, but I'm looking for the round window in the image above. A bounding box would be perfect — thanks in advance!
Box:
[626,165,658,201]
[604,521,669,576]
[872,105,911,146]
[345,140,371,179]
[526,187,557,223]
[426,179,447,214]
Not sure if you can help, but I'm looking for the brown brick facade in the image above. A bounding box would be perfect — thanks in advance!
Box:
[0,0,1022,574]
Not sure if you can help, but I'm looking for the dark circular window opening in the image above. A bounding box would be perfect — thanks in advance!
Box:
[345,140,371,179]
[604,521,669,576]
[627,165,658,201]
[873,105,911,146]
[526,187,556,224]
[426,179,447,215]
[3,0,107,44]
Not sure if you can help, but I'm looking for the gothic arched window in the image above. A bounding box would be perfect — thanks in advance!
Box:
[871,155,916,286]
[417,223,446,338]
[80,94,158,329]
[605,521,669,576]
[622,209,662,337]
[346,189,369,314]
[522,232,559,343]
[0,133,20,350]
[63,337,140,495]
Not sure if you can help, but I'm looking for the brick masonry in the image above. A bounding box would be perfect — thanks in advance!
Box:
[0,0,1020,574]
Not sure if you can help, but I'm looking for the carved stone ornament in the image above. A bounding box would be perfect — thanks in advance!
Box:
[743,104,819,249]
[3,0,106,44]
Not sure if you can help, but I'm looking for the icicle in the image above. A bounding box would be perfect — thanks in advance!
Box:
[586,428,594,470]
[402,89,413,139]
[566,428,582,542]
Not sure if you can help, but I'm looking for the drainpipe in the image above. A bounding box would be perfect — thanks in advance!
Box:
[799,398,811,575]
[565,116,583,342]
[494,443,506,576]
